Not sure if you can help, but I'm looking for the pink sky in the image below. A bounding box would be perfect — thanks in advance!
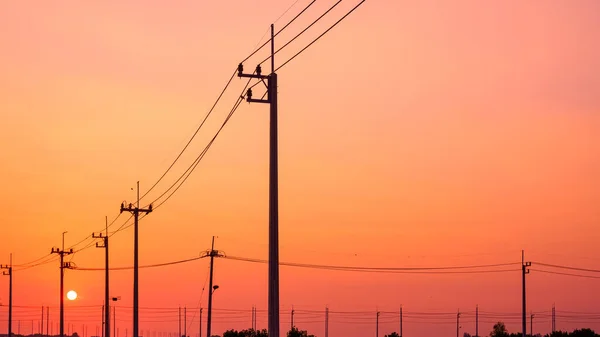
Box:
[0,1,599,337]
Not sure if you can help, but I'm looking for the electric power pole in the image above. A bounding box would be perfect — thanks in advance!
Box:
[120,181,153,337]
[93,216,110,337]
[552,304,556,333]
[457,311,461,337]
[399,306,403,337]
[238,23,279,337]
[47,307,49,337]
[51,232,74,337]
[41,307,44,335]
[1,254,13,337]
[178,307,181,337]
[102,305,105,337]
[251,306,254,331]
[522,251,531,337]
[291,307,294,330]
[184,307,187,337]
[206,236,224,337]
[325,307,328,337]
[376,311,380,337]
[199,308,202,337]
[530,312,534,337]
[476,305,479,337]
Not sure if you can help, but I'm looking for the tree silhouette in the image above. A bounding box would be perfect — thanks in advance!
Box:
[287,327,315,337]
[490,322,509,337]
[223,329,268,337]
[385,332,400,337]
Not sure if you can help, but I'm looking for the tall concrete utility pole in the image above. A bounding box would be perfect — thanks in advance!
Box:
[51,232,74,337]
[93,216,110,337]
[1,254,13,337]
[238,23,279,337]
[376,311,380,337]
[120,181,153,337]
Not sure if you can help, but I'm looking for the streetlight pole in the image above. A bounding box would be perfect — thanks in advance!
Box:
[112,296,121,337]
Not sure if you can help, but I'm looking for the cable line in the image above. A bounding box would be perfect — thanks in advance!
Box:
[276,0,366,72]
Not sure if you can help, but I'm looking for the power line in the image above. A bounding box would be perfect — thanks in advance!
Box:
[223,255,521,271]
[147,79,252,211]
[69,255,207,271]
[531,268,600,279]
[258,0,343,65]
[533,262,600,273]
[67,252,519,274]
[276,0,367,71]
[138,69,238,204]
[240,0,317,64]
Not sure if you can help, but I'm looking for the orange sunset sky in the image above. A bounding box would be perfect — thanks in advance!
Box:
[0,1,599,337]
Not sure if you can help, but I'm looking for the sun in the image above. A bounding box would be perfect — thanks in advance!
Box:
[66,290,77,301]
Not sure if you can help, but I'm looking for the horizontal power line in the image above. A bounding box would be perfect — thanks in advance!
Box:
[532,262,600,273]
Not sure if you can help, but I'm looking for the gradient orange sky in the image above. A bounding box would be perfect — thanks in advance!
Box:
[1,1,599,337]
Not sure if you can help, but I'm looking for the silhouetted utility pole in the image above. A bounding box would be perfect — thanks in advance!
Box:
[238,23,280,337]
[199,308,203,337]
[1,254,12,337]
[113,307,116,337]
[47,307,49,336]
[522,251,531,337]
[376,311,380,337]
[41,307,44,335]
[251,306,254,330]
[93,216,110,337]
[178,307,181,337]
[51,232,74,337]
[552,304,556,332]
[206,237,224,337]
[530,312,534,337]
[325,307,329,337]
[291,306,294,329]
[399,306,403,337]
[120,181,153,337]
[476,305,479,337]
[184,307,187,337]
[457,311,461,337]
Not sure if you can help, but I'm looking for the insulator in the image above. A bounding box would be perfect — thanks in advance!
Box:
[247,88,253,99]
[238,63,244,74]
[256,65,262,76]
